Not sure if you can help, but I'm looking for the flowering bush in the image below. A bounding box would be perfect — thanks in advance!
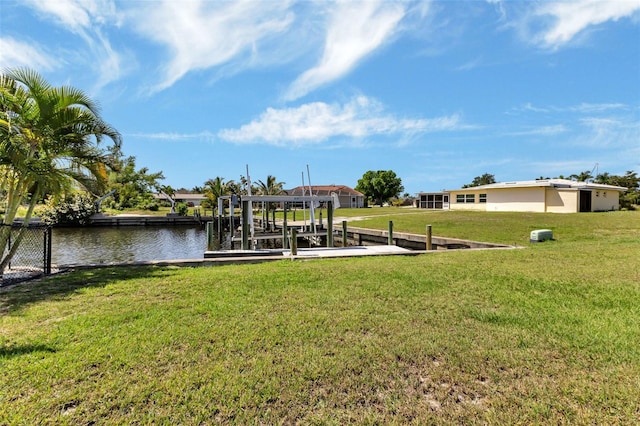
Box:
[41,194,97,225]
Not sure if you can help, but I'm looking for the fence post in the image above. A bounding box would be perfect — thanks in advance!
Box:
[426,224,432,251]
[45,227,52,274]
[388,221,394,245]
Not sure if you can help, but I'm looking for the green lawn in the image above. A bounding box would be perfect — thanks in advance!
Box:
[1,211,639,424]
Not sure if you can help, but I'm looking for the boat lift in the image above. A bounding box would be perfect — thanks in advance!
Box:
[217,194,336,250]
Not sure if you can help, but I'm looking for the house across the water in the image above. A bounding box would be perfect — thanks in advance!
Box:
[154,193,207,207]
[287,185,365,208]
[417,179,627,213]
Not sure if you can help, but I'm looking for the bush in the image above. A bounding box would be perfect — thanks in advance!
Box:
[41,193,97,225]
[175,202,189,216]
[140,201,159,211]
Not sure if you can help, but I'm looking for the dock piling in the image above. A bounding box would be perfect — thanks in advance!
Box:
[290,228,298,255]
[342,220,348,247]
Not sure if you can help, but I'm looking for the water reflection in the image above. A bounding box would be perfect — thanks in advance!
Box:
[52,226,209,265]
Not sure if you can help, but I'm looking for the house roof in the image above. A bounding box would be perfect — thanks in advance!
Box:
[154,193,207,200]
[448,179,627,192]
[287,185,364,196]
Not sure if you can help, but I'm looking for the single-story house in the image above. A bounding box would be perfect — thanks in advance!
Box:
[287,185,365,208]
[417,179,627,213]
[154,193,207,207]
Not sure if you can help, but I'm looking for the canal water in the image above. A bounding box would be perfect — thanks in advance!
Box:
[52,226,212,265]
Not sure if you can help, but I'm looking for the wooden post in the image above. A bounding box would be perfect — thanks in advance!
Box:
[388,221,394,245]
[342,220,348,247]
[282,204,288,249]
[426,224,432,250]
[241,200,250,250]
[217,199,224,241]
[206,221,214,251]
[326,201,333,247]
[290,228,297,255]
[272,208,276,232]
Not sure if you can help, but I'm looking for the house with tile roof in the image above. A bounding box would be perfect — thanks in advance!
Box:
[287,185,365,208]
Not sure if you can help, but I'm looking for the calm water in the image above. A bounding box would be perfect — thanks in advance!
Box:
[51,226,211,265]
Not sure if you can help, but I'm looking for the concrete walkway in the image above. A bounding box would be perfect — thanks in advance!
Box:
[283,245,414,258]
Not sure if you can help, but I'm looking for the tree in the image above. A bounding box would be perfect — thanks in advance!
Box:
[256,175,285,197]
[608,171,640,209]
[569,170,593,182]
[462,173,496,188]
[1,68,121,273]
[203,177,229,212]
[257,175,285,229]
[356,170,404,207]
[105,155,164,210]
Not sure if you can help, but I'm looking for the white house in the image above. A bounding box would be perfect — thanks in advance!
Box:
[418,179,627,213]
[287,185,365,208]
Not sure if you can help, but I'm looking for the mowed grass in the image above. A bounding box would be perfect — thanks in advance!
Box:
[1,211,639,424]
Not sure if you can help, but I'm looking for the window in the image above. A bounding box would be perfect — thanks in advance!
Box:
[479,193,487,203]
[457,194,476,203]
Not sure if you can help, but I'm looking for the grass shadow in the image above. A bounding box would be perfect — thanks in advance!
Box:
[0,265,172,315]
[0,343,57,358]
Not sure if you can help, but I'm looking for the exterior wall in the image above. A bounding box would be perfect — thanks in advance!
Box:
[485,187,546,212]
[545,188,578,213]
[591,189,620,211]
[337,194,364,208]
[448,190,487,211]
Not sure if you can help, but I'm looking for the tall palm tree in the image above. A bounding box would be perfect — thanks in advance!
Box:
[256,175,285,230]
[1,68,121,272]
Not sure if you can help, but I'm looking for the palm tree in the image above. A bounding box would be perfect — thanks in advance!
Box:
[570,171,593,182]
[594,172,612,185]
[203,176,228,214]
[256,175,285,230]
[1,68,121,273]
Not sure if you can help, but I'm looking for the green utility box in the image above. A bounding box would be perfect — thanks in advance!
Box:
[530,229,553,242]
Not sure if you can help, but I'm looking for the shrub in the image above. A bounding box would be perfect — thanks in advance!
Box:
[176,202,189,216]
[41,193,97,225]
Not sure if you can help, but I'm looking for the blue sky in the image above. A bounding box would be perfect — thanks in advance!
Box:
[1,0,639,194]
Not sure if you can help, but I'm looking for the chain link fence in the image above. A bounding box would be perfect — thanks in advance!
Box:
[1,224,52,286]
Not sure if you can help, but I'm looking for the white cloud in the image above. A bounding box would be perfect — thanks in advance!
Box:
[0,37,56,70]
[284,1,406,101]
[578,116,640,147]
[218,96,461,147]
[129,131,217,142]
[130,0,295,93]
[25,0,119,32]
[512,102,629,115]
[505,124,568,137]
[532,0,640,49]
[22,0,124,90]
